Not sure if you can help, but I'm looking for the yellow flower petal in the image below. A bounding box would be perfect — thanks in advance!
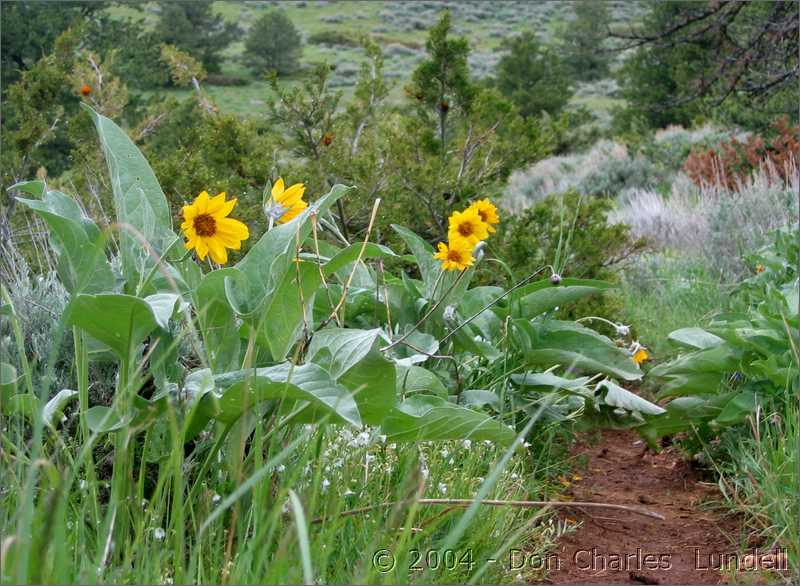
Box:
[271,178,285,199]
[206,192,228,214]
[278,183,306,207]
[195,191,210,214]
[207,238,228,264]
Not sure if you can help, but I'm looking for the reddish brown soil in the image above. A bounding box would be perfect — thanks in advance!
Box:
[544,429,748,585]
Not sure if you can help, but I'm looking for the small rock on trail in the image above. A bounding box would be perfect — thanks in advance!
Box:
[543,429,748,585]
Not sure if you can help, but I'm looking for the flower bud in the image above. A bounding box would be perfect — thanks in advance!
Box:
[549,273,561,285]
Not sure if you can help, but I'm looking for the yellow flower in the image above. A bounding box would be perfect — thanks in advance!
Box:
[755,264,765,274]
[265,178,307,224]
[433,239,475,271]
[181,191,249,264]
[447,207,489,245]
[467,199,500,233]
[633,348,649,365]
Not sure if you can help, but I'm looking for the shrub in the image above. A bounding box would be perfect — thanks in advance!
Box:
[490,190,646,320]
[308,30,361,47]
[493,31,573,118]
[243,10,304,75]
[684,117,800,191]
[612,162,799,278]
[204,73,249,86]
[577,155,665,197]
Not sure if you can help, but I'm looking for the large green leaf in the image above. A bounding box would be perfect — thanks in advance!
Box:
[306,328,396,424]
[67,293,159,359]
[227,184,351,317]
[323,242,398,277]
[184,363,361,441]
[1,363,20,403]
[196,268,242,372]
[381,395,516,446]
[85,105,175,290]
[396,365,448,398]
[391,224,442,298]
[594,379,665,416]
[650,344,742,399]
[42,389,78,427]
[15,186,115,295]
[637,393,740,445]
[512,371,592,393]
[259,261,321,361]
[668,327,725,350]
[504,278,613,318]
[519,320,643,381]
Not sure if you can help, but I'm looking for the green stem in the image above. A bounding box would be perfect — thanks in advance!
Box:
[110,356,132,557]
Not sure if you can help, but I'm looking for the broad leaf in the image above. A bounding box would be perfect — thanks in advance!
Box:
[391,224,442,298]
[228,184,351,317]
[594,379,665,416]
[668,327,725,350]
[196,268,242,372]
[505,278,613,318]
[396,365,447,397]
[184,363,361,441]
[260,261,321,361]
[306,328,396,424]
[381,395,515,446]
[85,105,175,290]
[16,188,114,295]
[520,320,643,381]
[67,294,159,359]
[42,389,78,427]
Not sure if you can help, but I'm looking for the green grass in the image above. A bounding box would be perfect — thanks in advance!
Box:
[0,281,574,584]
[618,252,742,358]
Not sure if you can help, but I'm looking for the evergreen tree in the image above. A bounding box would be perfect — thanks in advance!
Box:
[155,1,237,73]
[494,32,573,118]
[558,0,611,81]
[243,11,303,76]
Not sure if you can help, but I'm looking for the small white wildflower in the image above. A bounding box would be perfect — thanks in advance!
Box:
[438,482,448,495]
[448,458,455,465]
[510,472,519,480]
[388,443,397,450]
[153,527,166,541]
[615,324,631,337]
[365,453,376,464]
[523,441,531,448]
[321,478,331,492]
[462,439,472,449]
[212,493,221,504]
[276,464,286,473]
[476,476,485,483]
[79,479,88,490]
[378,434,387,443]
[440,448,449,458]
[343,489,356,497]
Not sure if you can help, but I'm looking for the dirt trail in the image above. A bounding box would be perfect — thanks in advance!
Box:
[545,429,746,585]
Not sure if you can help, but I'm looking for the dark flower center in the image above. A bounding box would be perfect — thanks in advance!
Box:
[194,213,216,237]
[458,222,474,237]
[448,249,463,262]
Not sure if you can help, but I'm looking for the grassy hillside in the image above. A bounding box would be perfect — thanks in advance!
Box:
[111,0,644,116]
